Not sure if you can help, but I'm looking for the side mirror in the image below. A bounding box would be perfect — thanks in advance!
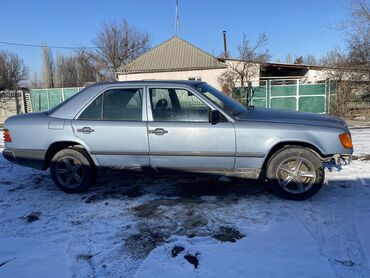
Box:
[209,109,221,125]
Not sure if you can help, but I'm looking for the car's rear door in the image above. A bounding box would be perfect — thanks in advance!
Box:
[72,87,149,167]
[147,86,235,171]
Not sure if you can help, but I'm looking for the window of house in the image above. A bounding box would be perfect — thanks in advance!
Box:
[188,77,202,81]
[149,88,209,122]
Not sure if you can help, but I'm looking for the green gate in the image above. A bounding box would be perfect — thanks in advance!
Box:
[247,79,337,113]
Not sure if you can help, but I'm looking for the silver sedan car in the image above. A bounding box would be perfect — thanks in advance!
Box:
[3,81,353,200]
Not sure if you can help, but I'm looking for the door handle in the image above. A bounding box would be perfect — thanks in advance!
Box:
[77,127,94,134]
[148,128,168,135]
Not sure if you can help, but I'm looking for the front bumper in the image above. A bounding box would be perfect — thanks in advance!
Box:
[324,154,352,170]
[3,148,46,170]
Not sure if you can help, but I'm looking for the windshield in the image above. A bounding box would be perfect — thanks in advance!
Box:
[195,83,247,116]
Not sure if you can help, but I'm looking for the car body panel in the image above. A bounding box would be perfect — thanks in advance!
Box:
[236,107,347,129]
[147,121,236,170]
[72,120,150,167]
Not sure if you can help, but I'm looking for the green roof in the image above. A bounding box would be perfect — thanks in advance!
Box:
[117,36,226,74]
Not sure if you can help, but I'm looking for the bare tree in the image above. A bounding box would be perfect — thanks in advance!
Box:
[304,54,318,65]
[346,0,369,69]
[320,46,368,117]
[217,70,239,96]
[54,50,105,87]
[30,71,41,89]
[219,32,271,94]
[75,49,104,85]
[321,0,370,117]
[41,46,55,88]
[54,54,77,87]
[93,20,150,79]
[285,53,293,64]
[0,50,29,89]
[320,48,352,116]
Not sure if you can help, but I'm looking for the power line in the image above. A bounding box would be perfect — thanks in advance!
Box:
[0,41,97,50]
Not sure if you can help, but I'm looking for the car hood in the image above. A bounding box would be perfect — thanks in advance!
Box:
[235,108,347,129]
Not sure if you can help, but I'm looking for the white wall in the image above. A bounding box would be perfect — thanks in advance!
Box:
[0,91,25,124]
[117,68,227,90]
[304,68,369,83]
[223,60,261,86]
[117,61,261,90]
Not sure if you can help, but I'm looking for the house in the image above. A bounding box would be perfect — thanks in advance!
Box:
[116,36,228,90]
[116,36,337,91]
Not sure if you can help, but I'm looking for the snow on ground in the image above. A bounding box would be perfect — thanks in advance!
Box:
[0,128,369,278]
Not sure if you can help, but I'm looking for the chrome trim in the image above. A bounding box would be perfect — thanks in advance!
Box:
[90,151,265,158]
[235,152,266,158]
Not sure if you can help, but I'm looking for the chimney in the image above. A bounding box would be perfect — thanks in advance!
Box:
[222,31,228,58]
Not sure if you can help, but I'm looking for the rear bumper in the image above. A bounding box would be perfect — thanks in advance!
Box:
[2,148,46,170]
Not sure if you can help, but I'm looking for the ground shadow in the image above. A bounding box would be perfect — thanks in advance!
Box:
[84,167,270,203]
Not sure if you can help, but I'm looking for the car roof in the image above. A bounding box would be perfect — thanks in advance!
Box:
[87,80,205,88]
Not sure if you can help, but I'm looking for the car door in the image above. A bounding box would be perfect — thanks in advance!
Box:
[72,87,149,168]
[147,86,235,171]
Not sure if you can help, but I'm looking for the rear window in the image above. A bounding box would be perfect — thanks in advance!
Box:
[78,88,143,121]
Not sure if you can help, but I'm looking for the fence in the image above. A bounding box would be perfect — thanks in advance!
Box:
[348,94,370,117]
[31,87,83,112]
[0,90,30,124]
[236,79,337,114]
[30,80,344,114]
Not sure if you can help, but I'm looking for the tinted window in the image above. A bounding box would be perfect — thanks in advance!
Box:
[79,94,103,120]
[103,89,142,121]
[79,88,143,121]
[150,88,209,122]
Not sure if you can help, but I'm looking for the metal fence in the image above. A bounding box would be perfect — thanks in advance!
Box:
[31,87,83,112]
[236,79,337,114]
[30,80,340,114]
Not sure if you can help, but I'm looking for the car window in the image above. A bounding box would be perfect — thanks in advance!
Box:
[79,94,103,120]
[150,89,173,109]
[79,88,143,121]
[195,83,247,116]
[149,88,210,122]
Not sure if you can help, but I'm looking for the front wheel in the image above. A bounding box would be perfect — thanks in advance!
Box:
[50,148,96,193]
[266,147,325,200]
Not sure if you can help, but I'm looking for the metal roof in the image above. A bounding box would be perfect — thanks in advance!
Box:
[117,36,227,74]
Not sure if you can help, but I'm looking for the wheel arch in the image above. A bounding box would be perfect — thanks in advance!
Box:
[261,141,325,176]
[43,141,96,170]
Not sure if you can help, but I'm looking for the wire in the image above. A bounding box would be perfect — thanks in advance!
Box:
[0,41,97,49]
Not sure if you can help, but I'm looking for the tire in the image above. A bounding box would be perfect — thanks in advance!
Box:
[50,147,96,193]
[266,147,325,200]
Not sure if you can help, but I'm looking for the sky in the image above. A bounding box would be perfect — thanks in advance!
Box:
[0,0,350,76]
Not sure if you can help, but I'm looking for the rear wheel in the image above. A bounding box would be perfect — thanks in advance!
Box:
[50,148,96,193]
[266,147,325,200]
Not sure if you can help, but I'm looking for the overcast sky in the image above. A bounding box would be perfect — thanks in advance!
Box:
[0,0,349,75]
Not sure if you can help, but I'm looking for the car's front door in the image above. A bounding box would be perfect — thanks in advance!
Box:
[72,87,149,168]
[147,87,235,171]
